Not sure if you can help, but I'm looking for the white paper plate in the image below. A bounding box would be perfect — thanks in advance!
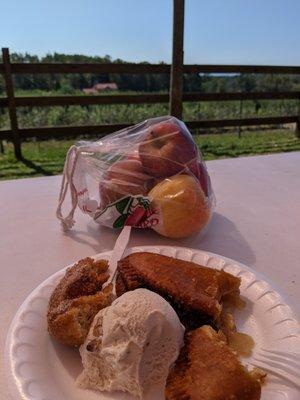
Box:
[5,246,300,400]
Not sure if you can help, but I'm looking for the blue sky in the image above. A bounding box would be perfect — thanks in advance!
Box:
[1,0,299,65]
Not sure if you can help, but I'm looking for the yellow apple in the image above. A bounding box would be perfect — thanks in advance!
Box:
[149,174,211,238]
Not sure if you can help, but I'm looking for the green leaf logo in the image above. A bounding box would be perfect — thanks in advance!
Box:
[138,197,151,210]
[116,196,131,214]
[113,214,127,229]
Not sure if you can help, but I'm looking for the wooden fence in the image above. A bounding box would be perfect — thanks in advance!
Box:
[1,0,300,159]
[0,46,300,159]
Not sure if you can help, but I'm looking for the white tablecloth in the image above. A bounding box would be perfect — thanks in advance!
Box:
[1,152,300,398]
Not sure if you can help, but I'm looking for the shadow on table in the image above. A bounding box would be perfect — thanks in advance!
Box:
[62,212,256,267]
[21,157,53,176]
[197,212,256,266]
[63,222,116,253]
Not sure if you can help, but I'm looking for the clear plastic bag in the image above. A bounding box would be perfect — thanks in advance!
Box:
[57,116,214,239]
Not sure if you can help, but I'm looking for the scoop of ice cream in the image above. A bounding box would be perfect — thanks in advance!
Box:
[77,288,185,398]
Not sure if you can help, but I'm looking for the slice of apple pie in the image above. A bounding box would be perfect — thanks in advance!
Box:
[116,252,241,330]
[165,326,263,400]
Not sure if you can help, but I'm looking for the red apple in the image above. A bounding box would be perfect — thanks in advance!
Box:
[139,122,198,178]
[99,158,155,209]
[188,161,211,197]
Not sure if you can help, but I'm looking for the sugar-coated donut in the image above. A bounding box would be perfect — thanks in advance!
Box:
[47,258,113,346]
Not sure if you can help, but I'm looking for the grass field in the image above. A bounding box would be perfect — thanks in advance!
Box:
[0,97,298,131]
[0,129,299,180]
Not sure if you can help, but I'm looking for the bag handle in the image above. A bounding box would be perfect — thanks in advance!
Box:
[56,145,80,231]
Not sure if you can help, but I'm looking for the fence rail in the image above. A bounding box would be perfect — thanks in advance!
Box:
[0,116,298,141]
[0,46,300,159]
[1,63,300,75]
[2,91,298,108]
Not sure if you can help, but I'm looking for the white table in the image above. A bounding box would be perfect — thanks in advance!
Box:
[1,152,300,398]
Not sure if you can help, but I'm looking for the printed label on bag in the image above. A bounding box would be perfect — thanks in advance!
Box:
[94,196,159,229]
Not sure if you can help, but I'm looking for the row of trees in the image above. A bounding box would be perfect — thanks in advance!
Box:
[0,52,300,94]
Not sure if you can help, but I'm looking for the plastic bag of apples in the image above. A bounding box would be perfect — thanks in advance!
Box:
[56,116,214,238]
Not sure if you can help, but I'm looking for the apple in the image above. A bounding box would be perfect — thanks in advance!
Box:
[99,157,154,209]
[148,174,211,238]
[139,122,198,178]
[188,161,211,197]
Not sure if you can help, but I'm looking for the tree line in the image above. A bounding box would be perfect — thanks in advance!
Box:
[0,52,299,95]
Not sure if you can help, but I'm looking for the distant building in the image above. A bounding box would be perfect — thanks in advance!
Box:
[94,83,118,91]
[82,87,98,94]
[82,82,118,94]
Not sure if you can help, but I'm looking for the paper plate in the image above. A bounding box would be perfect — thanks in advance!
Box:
[5,246,300,400]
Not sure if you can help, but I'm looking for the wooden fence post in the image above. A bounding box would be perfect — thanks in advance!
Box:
[296,98,300,138]
[169,0,185,119]
[2,48,22,160]
[238,100,243,138]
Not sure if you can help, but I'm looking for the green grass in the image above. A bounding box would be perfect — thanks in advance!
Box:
[0,129,299,180]
[0,97,298,131]
[194,129,300,160]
